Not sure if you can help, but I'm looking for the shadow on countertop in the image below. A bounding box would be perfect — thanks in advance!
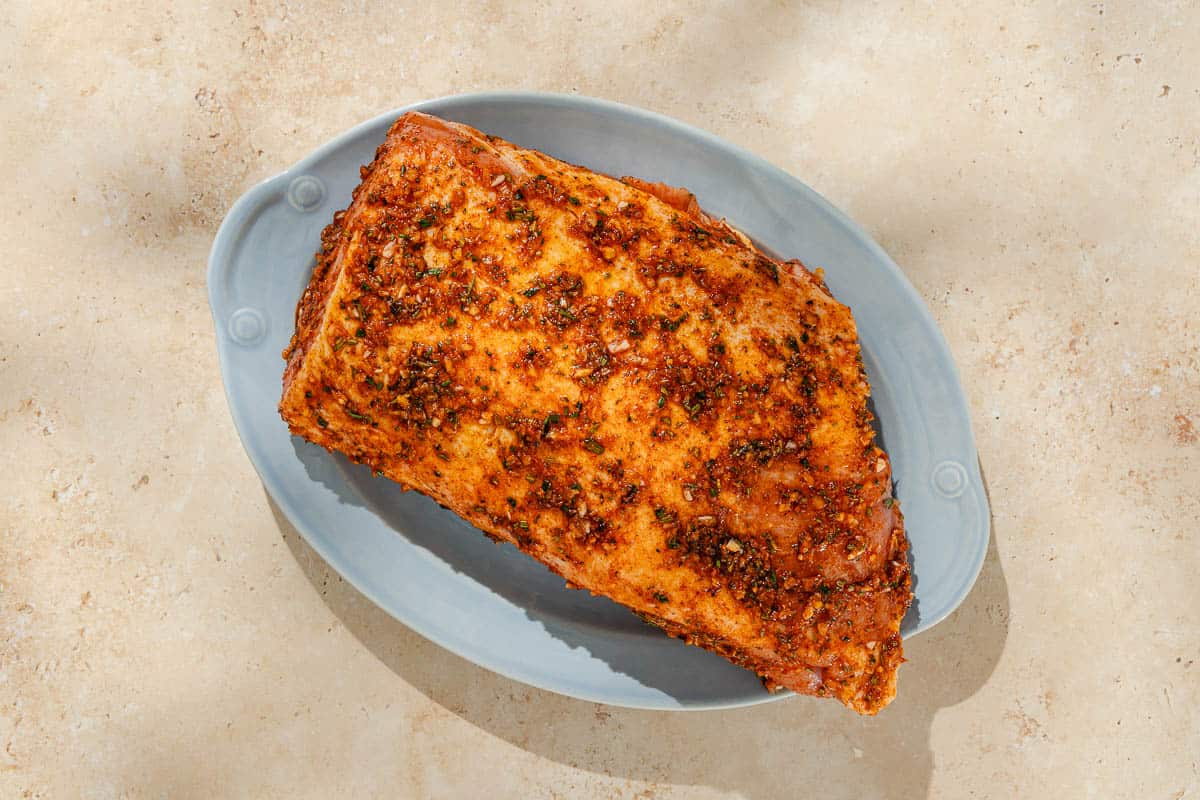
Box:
[267,466,1007,800]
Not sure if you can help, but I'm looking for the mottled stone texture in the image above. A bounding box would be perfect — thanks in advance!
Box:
[1,1,1197,798]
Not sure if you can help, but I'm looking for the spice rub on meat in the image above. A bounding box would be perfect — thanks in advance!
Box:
[280,112,913,714]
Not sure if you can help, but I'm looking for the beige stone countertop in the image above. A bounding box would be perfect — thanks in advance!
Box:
[3,2,1198,797]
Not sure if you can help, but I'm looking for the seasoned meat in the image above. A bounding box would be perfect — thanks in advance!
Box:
[280,112,913,714]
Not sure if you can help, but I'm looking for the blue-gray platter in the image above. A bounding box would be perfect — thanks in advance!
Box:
[207,92,989,710]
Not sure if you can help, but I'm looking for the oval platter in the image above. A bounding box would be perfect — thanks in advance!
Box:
[207,92,990,710]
